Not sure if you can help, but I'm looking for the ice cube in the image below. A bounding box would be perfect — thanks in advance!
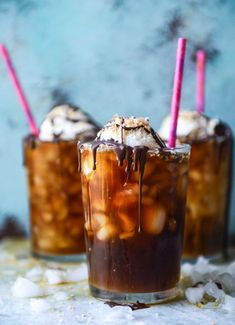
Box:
[114,185,139,208]
[53,291,70,301]
[184,257,218,285]
[82,159,94,176]
[89,213,109,232]
[204,281,224,300]
[118,213,135,232]
[37,238,55,251]
[185,287,204,304]
[217,273,235,294]
[181,263,193,276]
[118,213,136,239]
[26,267,44,282]
[41,212,53,222]
[65,264,88,282]
[222,295,235,312]
[119,230,135,239]
[30,298,52,313]
[12,277,44,298]
[196,256,210,266]
[189,170,201,181]
[142,204,166,235]
[96,223,118,240]
[44,269,65,285]
[92,200,108,213]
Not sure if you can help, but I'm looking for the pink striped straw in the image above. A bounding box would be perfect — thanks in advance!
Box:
[196,49,206,114]
[168,38,187,148]
[0,44,39,137]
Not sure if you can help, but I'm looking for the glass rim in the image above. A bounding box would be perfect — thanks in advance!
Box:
[79,142,191,154]
[24,134,77,145]
[162,129,232,145]
[151,143,191,154]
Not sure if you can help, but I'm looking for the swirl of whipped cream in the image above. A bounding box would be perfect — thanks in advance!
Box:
[158,111,221,142]
[39,105,99,141]
[96,115,166,149]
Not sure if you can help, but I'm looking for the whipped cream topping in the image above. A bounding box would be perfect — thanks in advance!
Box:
[158,111,220,142]
[96,115,166,149]
[39,105,99,141]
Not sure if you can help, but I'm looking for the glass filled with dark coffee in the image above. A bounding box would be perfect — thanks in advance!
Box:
[159,111,233,259]
[24,104,99,261]
[79,115,190,303]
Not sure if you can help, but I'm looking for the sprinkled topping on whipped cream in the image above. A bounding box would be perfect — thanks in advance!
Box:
[96,115,166,149]
[159,111,221,142]
[39,105,99,141]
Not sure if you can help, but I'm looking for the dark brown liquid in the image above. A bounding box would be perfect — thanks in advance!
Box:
[182,123,233,258]
[24,136,86,256]
[79,144,189,293]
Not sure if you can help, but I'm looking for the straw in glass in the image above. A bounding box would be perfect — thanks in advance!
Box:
[168,38,187,148]
[0,44,39,137]
[196,49,206,114]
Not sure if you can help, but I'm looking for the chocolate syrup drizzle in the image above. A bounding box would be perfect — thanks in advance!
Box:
[78,124,166,233]
[48,105,100,141]
[96,123,166,148]
[105,300,150,310]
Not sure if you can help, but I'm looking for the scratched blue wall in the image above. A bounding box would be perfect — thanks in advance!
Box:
[0,0,235,235]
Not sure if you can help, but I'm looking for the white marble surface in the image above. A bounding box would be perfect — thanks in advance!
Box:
[0,239,235,325]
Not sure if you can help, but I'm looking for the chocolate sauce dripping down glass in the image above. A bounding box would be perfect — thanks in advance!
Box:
[79,131,165,233]
[133,146,148,232]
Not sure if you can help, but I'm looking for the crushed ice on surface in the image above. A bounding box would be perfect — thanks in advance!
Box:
[53,291,70,301]
[44,269,65,285]
[44,263,88,284]
[217,273,235,295]
[6,242,235,324]
[30,298,52,313]
[64,263,88,282]
[11,263,88,303]
[222,295,235,312]
[185,287,205,304]
[182,256,235,307]
[26,267,44,282]
[12,277,45,298]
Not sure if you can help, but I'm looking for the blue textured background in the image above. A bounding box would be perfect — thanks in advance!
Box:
[0,0,234,235]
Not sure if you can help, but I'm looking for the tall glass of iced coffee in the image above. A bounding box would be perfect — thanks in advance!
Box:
[79,115,190,303]
[24,104,99,260]
[159,111,233,259]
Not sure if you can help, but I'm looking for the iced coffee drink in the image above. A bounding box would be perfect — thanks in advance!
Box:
[24,104,99,260]
[159,111,233,258]
[79,115,190,303]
